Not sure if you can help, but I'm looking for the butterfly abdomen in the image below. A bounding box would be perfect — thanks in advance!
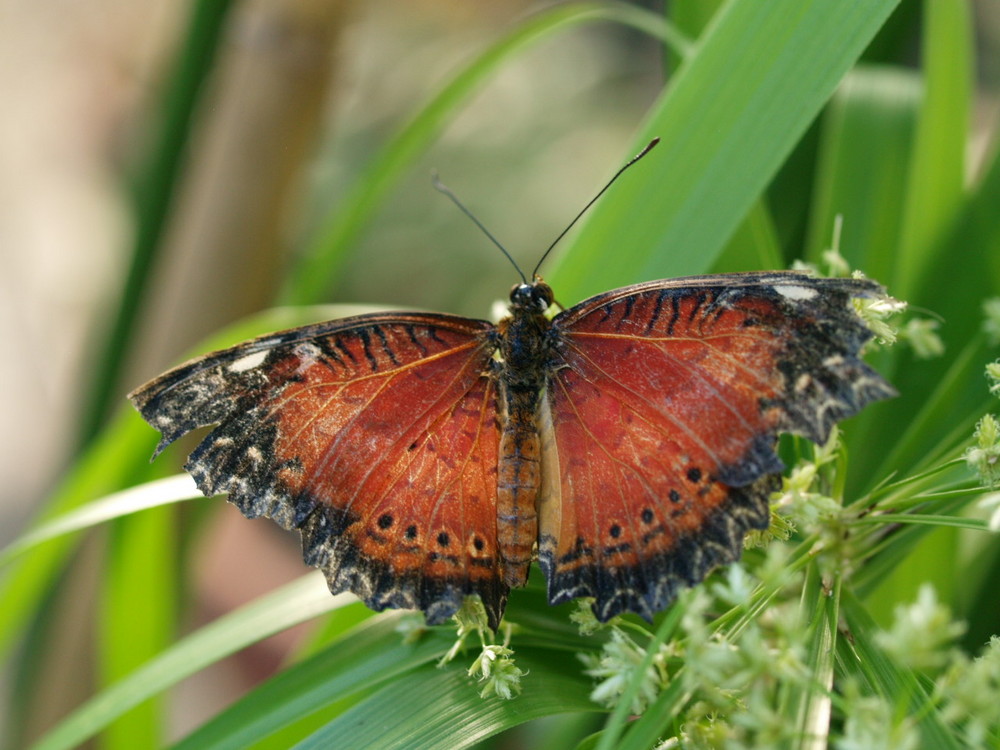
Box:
[496,381,541,587]
[495,298,553,588]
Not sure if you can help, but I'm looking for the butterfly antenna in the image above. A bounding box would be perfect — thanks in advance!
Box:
[531,137,660,278]
[432,172,528,284]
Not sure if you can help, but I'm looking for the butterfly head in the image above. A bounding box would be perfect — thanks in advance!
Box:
[509,280,554,314]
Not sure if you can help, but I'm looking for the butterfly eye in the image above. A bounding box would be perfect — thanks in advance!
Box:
[532,283,554,311]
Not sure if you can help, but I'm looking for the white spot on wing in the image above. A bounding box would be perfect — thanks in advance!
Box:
[228,350,268,373]
[774,284,818,301]
[293,342,322,375]
[294,342,321,360]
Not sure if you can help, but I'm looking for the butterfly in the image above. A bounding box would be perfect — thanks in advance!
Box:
[129,144,894,629]
[129,270,893,629]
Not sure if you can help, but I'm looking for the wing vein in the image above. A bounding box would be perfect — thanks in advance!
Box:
[559,337,751,472]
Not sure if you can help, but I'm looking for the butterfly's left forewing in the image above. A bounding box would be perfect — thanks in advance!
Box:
[538,273,895,621]
[130,313,510,628]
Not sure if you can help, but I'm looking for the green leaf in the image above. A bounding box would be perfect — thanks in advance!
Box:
[711,200,786,273]
[855,513,988,532]
[804,66,921,281]
[895,0,973,298]
[0,416,157,664]
[100,507,177,749]
[30,576,344,750]
[172,615,450,750]
[0,476,198,567]
[293,648,597,750]
[612,678,688,750]
[547,0,903,300]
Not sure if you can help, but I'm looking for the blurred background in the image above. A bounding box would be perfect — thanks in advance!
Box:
[0,0,666,536]
[1,0,670,740]
[3,0,1000,745]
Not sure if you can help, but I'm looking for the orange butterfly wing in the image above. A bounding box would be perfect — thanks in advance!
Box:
[538,273,894,620]
[129,313,509,627]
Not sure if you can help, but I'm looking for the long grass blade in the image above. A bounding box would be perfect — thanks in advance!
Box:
[547,0,903,300]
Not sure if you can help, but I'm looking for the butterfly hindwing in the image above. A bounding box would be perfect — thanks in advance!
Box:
[538,272,895,621]
[130,313,510,628]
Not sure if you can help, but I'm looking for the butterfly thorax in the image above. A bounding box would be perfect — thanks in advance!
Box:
[492,281,555,587]
[497,282,554,377]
